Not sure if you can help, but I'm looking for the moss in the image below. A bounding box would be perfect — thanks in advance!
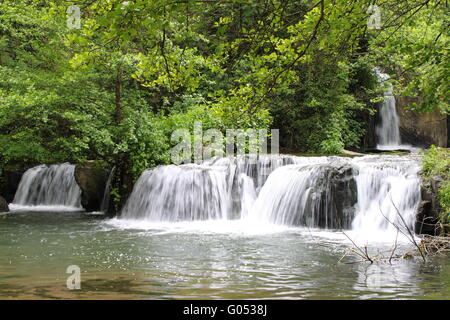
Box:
[421,146,450,230]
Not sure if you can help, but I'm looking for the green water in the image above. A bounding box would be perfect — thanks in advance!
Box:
[0,211,448,299]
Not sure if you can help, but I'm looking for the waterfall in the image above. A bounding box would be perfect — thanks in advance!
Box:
[11,163,82,210]
[351,156,421,233]
[100,166,116,213]
[121,164,229,221]
[375,71,410,150]
[247,160,357,229]
[120,155,421,233]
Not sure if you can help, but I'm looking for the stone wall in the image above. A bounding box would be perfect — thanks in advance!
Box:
[397,96,448,148]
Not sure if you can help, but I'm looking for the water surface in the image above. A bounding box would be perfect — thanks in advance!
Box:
[0,211,448,299]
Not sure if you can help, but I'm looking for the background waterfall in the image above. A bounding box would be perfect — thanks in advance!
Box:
[375,71,414,151]
[121,155,422,233]
[376,72,401,149]
[11,163,82,209]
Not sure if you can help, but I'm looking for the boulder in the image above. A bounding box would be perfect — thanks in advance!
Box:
[0,169,25,203]
[416,177,442,235]
[301,163,358,229]
[0,195,9,213]
[74,162,109,212]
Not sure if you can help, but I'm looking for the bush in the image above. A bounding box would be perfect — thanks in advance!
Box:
[421,146,450,226]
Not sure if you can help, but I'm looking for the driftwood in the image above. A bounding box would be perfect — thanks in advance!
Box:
[419,235,450,255]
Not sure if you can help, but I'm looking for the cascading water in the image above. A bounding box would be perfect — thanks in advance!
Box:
[376,72,401,149]
[100,166,116,213]
[351,156,421,233]
[375,71,413,151]
[121,164,229,221]
[247,159,357,229]
[207,155,307,218]
[120,154,422,234]
[11,163,82,210]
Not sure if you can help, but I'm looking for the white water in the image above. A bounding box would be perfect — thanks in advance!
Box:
[351,156,421,233]
[100,166,116,213]
[375,71,412,151]
[121,164,229,221]
[11,163,82,211]
[120,155,422,240]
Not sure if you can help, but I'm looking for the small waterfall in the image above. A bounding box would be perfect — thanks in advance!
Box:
[120,155,422,233]
[375,71,407,150]
[12,163,82,209]
[351,156,421,233]
[247,160,357,229]
[121,164,229,221]
[100,166,116,213]
[208,154,326,218]
[237,173,257,219]
[208,154,302,193]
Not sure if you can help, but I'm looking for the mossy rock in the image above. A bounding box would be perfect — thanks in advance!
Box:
[74,161,109,212]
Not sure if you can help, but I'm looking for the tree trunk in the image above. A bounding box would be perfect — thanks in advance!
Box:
[113,66,133,215]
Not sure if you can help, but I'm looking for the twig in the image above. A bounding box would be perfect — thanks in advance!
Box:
[342,231,373,263]
[388,194,426,262]
[389,228,399,264]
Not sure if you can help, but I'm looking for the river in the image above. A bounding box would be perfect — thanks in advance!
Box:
[0,210,448,299]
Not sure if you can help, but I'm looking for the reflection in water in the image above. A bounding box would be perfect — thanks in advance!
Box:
[354,262,421,299]
[0,211,448,299]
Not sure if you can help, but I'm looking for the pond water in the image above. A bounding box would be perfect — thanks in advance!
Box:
[0,210,448,299]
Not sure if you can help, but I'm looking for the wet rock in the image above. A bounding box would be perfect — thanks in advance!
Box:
[0,169,25,203]
[74,162,109,212]
[302,163,358,229]
[0,195,9,213]
[416,177,442,235]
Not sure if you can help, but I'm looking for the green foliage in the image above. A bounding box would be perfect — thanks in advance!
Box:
[369,1,449,114]
[421,146,450,225]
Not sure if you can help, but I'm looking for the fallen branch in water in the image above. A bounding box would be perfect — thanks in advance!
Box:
[341,231,374,263]
[419,235,450,255]
[376,195,426,262]
[389,194,426,262]
[389,229,399,264]
[338,245,405,264]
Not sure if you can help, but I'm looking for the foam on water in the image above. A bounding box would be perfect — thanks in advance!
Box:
[105,217,293,236]
[8,204,83,212]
